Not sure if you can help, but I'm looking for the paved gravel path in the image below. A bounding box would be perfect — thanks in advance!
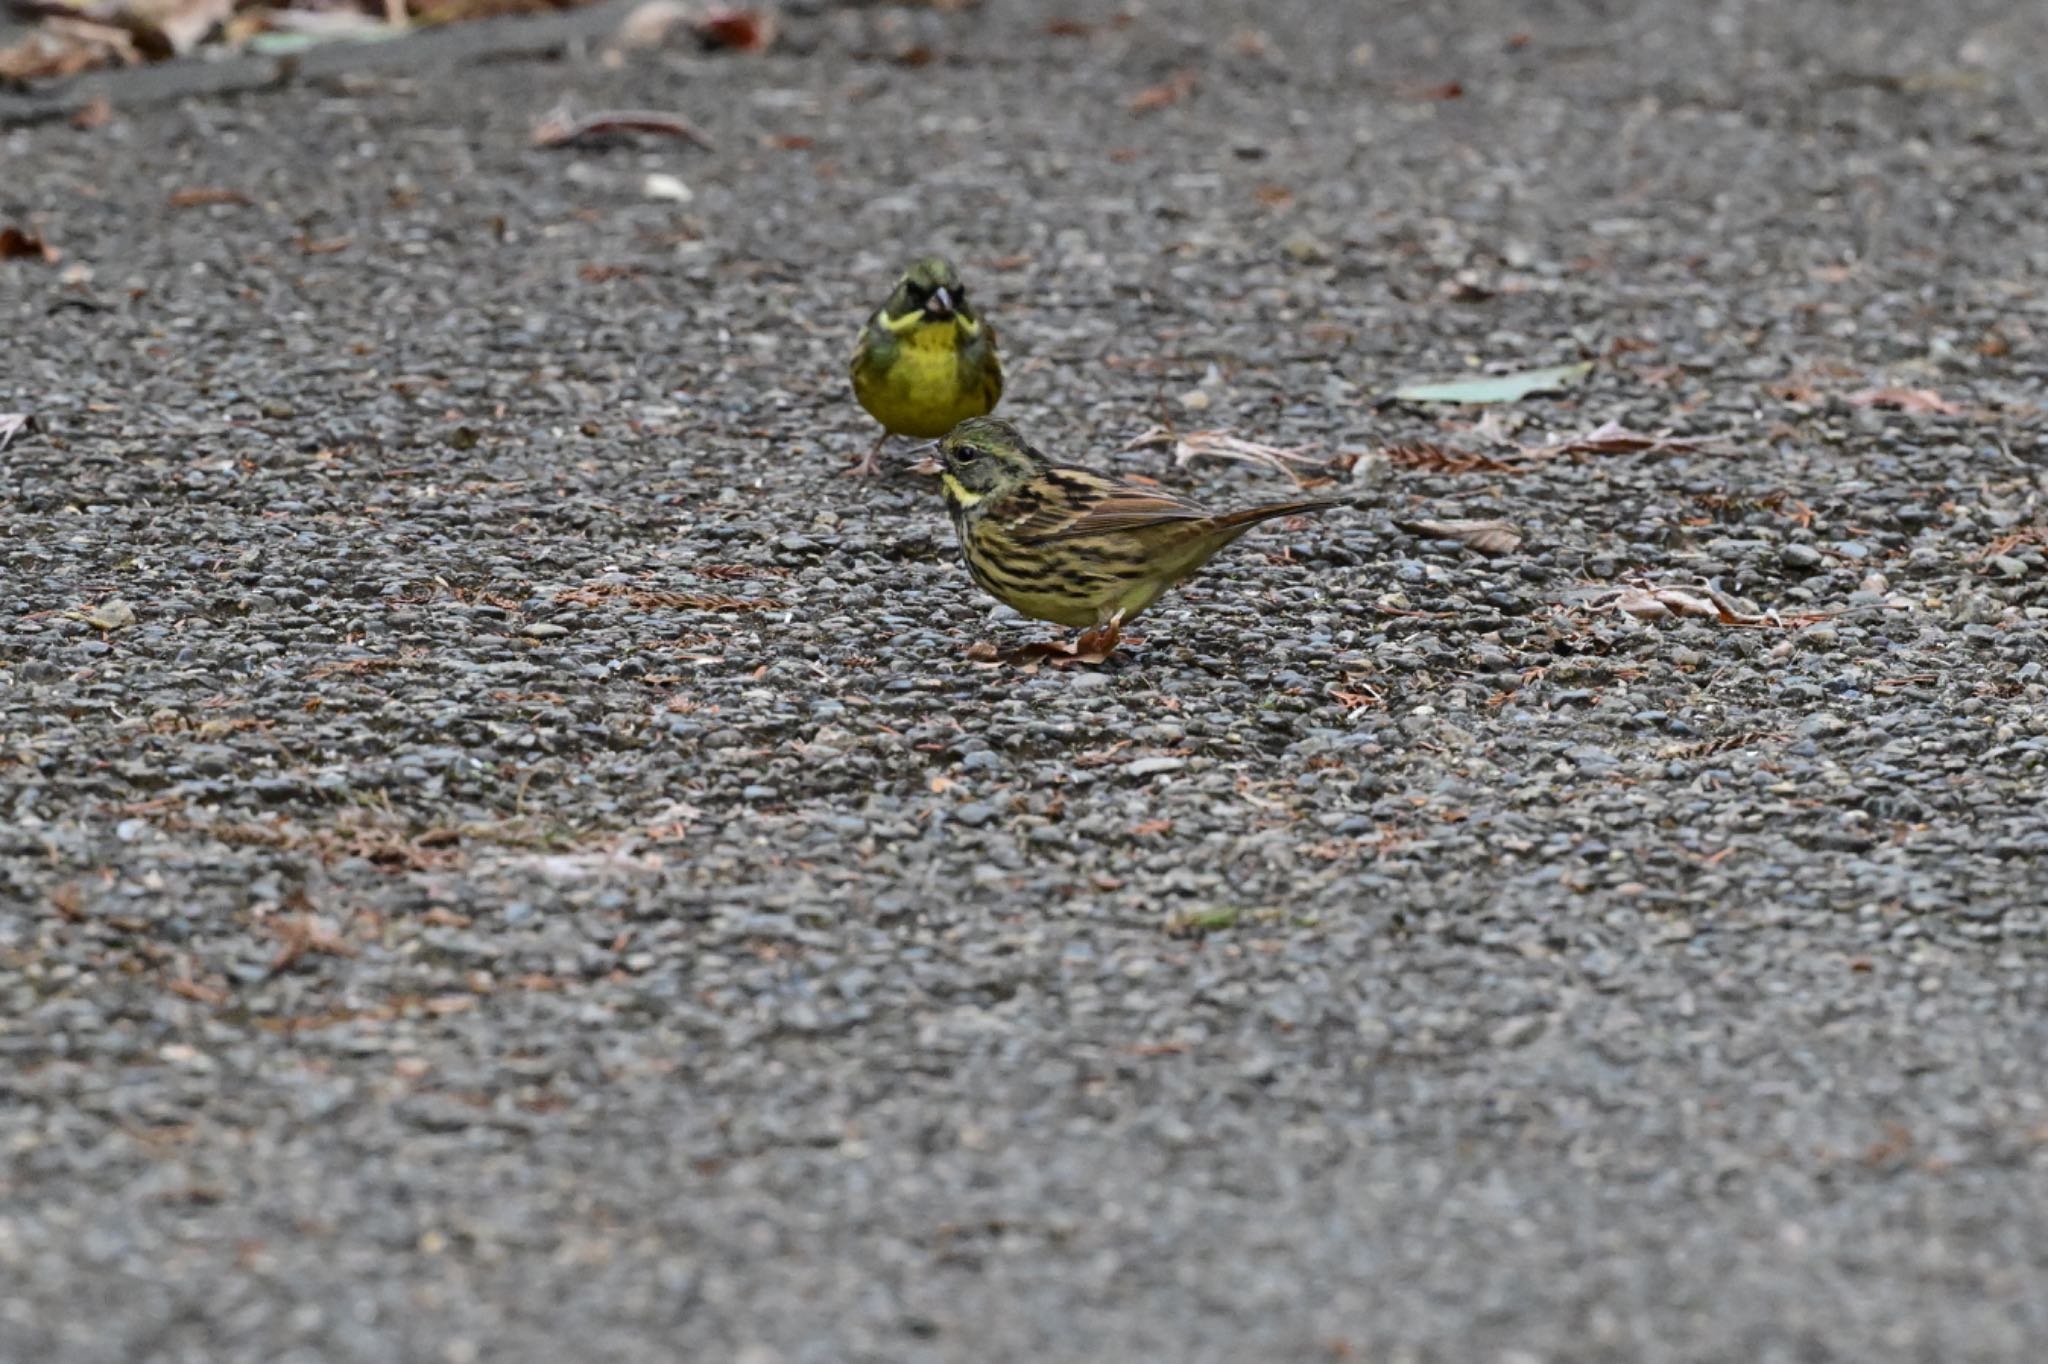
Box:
[5,1,2048,1360]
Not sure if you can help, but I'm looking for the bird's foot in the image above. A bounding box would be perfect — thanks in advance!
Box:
[841,436,889,477]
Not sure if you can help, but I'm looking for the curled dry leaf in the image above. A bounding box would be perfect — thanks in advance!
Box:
[1533,419,1739,458]
[0,413,36,453]
[1129,68,1197,113]
[611,0,692,50]
[1120,425,1329,484]
[122,0,236,58]
[1382,442,1517,474]
[1393,78,1463,100]
[0,19,137,83]
[1597,584,1832,629]
[1399,518,1523,556]
[532,108,715,150]
[84,599,138,631]
[0,226,61,263]
[691,7,774,52]
[167,187,251,208]
[1848,387,1962,416]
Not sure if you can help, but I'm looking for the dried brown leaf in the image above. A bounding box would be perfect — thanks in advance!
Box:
[611,0,692,50]
[1393,78,1463,100]
[1120,424,1328,483]
[167,187,250,208]
[555,583,781,613]
[1399,518,1523,556]
[1530,420,1739,459]
[1129,68,1197,113]
[0,20,135,83]
[532,108,714,150]
[1847,386,1962,416]
[1382,442,1517,474]
[265,913,358,976]
[691,7,774,52]
[123,0,234,57]
[0,226,61,264]
[0,413,34,453]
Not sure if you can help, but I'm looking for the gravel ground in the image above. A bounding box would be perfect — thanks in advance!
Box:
[5,1,2048,1360]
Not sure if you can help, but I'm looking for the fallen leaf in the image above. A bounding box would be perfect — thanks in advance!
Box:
[1393,78,1463,100]
[1129,68,1197,113]
[1848,387,1961,416]
[1044,17,1093,37]
[123,0,234,58]
[1228,28,1271,59]
[1382,442,1517,474]
[1389,361,1593,404]
[0,413,33,453]
[641,171,693,203]
[293,234,352,255]
[611,0,692,49]
[1594,584,1830,629]
[1398,518,1522,556]
[85,598,138,631]
[577,263,644,283]
[1533,420,1738,459]
[264,912,358,976]
[691,7,774,52]
[1120,425,1329,483]
[166,187,250,208]
[532,108,714,150]
[0,226,61,264]
[72,96,113,128]
[0,19,136,83]
[764,133,814,150]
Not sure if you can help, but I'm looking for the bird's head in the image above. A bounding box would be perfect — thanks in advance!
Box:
[885,255,973,325]
[936,417,1044,501]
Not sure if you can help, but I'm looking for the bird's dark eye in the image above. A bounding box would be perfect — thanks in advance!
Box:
[954,446,980,463]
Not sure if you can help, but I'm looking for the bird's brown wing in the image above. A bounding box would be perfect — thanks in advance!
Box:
[1005,468,1216,544]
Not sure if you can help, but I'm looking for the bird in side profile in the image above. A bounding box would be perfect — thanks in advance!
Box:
[934,416,1341,661]
[847,255,1003,476]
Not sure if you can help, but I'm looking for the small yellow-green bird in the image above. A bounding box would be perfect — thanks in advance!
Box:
[847,255,1003,476]
[935,417,1341,659]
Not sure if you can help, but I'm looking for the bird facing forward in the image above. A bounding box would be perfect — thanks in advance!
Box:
[935,417,1341,659]
[847,255,1003,475]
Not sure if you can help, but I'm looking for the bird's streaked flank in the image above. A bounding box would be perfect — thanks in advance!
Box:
[934,417,1341,660]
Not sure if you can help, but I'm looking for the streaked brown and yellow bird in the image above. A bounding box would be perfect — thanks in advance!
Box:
[847,255,1003,476]
[934,416,1341,659]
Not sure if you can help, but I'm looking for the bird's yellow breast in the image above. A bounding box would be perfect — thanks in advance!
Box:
[852,316,1001,439]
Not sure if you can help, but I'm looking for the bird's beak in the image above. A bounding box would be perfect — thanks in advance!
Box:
[907,441,943,476]
[922,286,955,320]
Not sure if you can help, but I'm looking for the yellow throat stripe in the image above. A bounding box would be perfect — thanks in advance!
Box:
[882,311,981,344]
[941,474,983,508]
